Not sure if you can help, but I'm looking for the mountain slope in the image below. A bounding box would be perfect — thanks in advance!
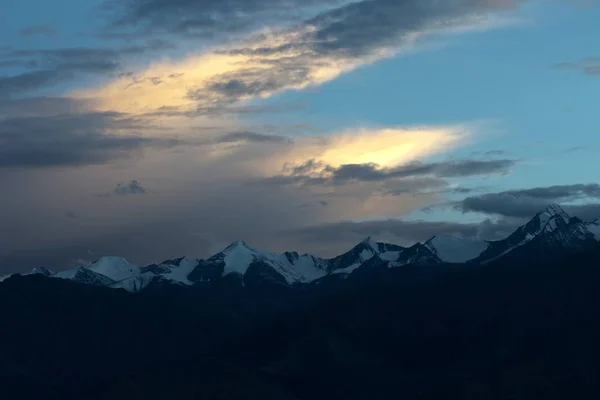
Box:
[327,237,404,274]
[188,240,328,285]
[2,204,599,292]
[3,243,600,399]
[474,204,597,264]
[424,235,488,263]
[85,256,141,281]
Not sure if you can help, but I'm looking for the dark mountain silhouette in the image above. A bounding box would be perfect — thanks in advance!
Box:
[2,205,600,399]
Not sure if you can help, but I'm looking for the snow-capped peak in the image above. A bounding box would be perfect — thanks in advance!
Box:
[544,203,568,217]
[424,235,489,263]
[30,267,54,277]
[223,239,253,251]
[360,236,379,251]
[537,204,570,231]
[85,256,140,282]
[200,240,328,284]
[218,241,261,276]
[512,203,573,240]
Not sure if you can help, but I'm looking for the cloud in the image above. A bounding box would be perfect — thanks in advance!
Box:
[0,123,478,273]
[503,184,600,199]
[456,184,600,220]
[0,70,65,98]
[555,57,600,77]
[215,131,292,144]
[114,180,148,195]
[288,216,521,256]
[0,40,172,97]
[78,0,523,116]
[19,25,59,38]
[106,0,523,42]
[0,111,181,168]
[0,0,531,274]
[262,158,516,187]
[565,146,584,153]
[0,96,93,118]
[484,150,505,156]
[103,0,344,38]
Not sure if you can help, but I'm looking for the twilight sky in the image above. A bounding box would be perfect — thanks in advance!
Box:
[1,0,599,273]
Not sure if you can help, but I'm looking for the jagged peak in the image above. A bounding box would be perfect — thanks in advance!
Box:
[543,203,568,216]
[358,236,379,250]
[219,240,263,256]
[90,256,131,265]
[224,239,249,250]
[30,266,54,276]
[533,204,572,233]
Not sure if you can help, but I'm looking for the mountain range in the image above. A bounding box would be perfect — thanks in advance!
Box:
[3,204,600,399]
[3,204,599,292]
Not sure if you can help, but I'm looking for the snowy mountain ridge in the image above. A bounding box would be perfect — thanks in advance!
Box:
[2,204,599,291]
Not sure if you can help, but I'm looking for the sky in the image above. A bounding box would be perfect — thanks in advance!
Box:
[1,0,599,273]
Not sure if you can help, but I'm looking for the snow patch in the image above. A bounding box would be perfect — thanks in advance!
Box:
[331,263,361,275]
[205,241,328,284]
[359,248,376,262]
[379,251,402,262]
[222,242,258,276]
[361,236,379,251]
[538,204,569,234]
[160,257,198,286]
[54,267,80,280]
[111,272,156,292]
[425,236,488,263]
[86,257,140,281]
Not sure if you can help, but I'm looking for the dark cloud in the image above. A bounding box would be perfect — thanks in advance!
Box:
[565,146,584,153]
[456,184,600,220]
[186,68,312,113]
[95,0,527,115]
[107,0,523,48]
[555,57,600,77]
[503,184,600,200]
[0,70,65,98]
[216,131,292,144]
[222,0,523,59]
[19,25,59,38]
[0,96,93,118]
[450,187,477,194]
[0,59,39,69]
[564,203,600,222]
[264,159,516,187]
[0,40,172,97]
[290,216,520,252]
[104,0,341,38]
[458,193,553,218]
[206,77,281,98]
[484,150,505,156]
[393,159,516,178]
[0,111,180,168]
[114,180,148,196]
[188,0,525,111]
[302,0,519,58]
